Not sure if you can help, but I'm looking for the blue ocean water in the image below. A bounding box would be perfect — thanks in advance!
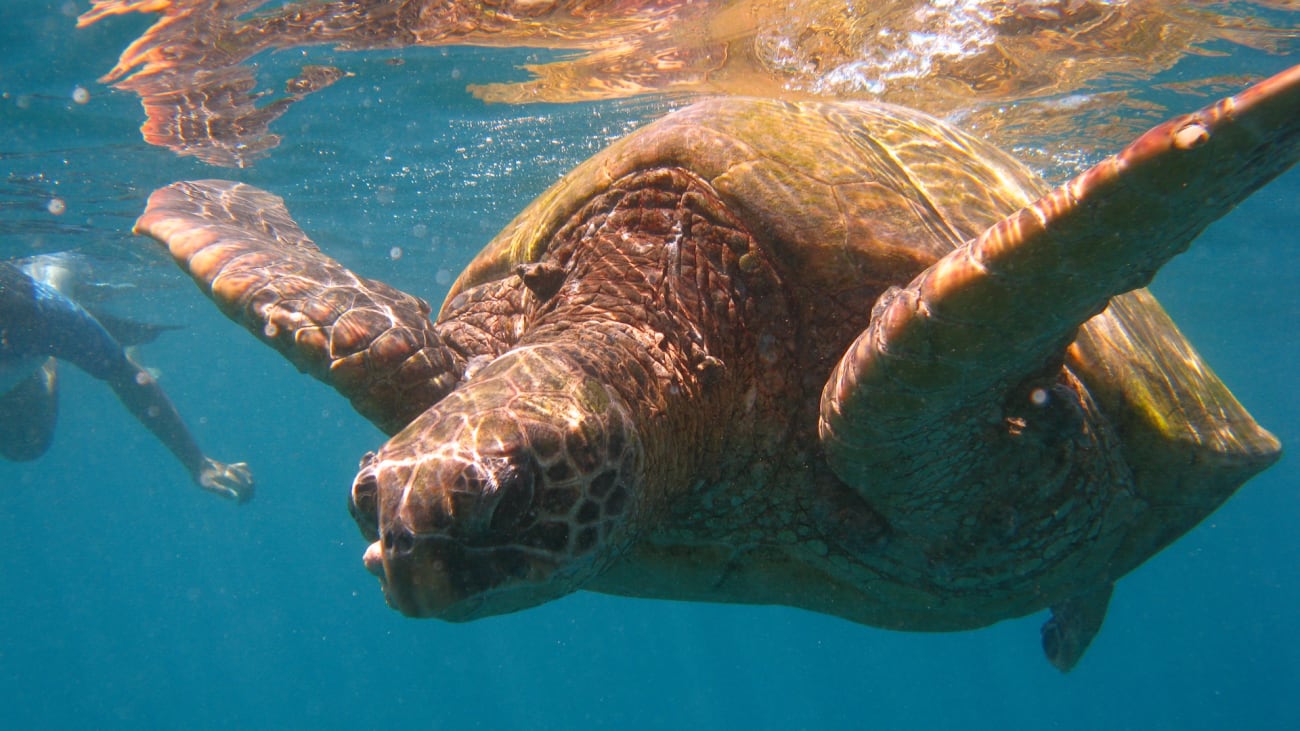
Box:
[1,3,1296,729]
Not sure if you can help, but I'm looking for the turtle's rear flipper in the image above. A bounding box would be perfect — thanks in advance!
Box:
[1041,582,1114,673]
[0,358,59,462]
[135,180,463,434]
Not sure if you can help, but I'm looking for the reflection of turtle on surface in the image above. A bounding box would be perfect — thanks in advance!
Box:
[80,0,1297,167]
[0,256,253,502]
[136,65,1298,670]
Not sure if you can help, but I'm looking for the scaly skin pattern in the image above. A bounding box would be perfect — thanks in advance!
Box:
[350,167,801,619]
[137,180,478,434]
[134,66,1298,670]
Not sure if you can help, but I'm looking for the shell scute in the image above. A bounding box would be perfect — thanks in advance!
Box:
[444,97,1046,316]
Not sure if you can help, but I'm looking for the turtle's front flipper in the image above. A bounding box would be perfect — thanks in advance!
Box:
[1041,582,1114,673]
[135,180,465,434]
[820,65,1300,487]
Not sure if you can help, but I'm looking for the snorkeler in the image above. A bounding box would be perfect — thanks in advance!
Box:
[0,255,253,502]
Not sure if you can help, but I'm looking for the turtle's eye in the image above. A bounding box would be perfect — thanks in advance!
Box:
[488,457,538,535]
[350,453,381,541]
[443,455,538,544]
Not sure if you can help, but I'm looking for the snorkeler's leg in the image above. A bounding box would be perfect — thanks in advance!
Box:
[0,358,59,462]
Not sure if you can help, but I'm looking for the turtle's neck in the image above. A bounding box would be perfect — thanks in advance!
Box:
[514,166,801,516]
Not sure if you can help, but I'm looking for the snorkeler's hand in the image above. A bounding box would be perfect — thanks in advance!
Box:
[196,457,255,504]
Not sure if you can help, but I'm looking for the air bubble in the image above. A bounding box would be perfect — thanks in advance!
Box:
[46,197,66,215]
[389,246,403,260]
[1030,388,1049,406]
[71,86,89,104]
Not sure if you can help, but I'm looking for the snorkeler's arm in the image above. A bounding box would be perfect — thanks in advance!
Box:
[65,329,254,502]
[97,358,254,503]
[59,318,254,502]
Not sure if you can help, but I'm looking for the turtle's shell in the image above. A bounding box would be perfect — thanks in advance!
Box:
[443,98,1046,314]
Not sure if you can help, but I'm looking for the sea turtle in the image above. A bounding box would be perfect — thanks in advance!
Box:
[134,64,1298,670]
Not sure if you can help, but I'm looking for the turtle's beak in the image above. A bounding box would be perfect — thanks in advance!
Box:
[361,529,549,620]
[371,535,465,618]
[357,528,459,618]
[362,541,384,577]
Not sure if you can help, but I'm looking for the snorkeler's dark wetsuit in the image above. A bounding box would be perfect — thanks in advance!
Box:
[0,261,253,502]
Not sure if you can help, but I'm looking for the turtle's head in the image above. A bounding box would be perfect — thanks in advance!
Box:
[348,349,642,620]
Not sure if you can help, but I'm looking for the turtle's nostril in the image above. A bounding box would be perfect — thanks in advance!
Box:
[383,527,416,557]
